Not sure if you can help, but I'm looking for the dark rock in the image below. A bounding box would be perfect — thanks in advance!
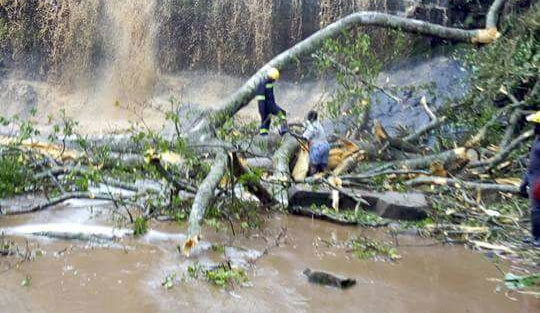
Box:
[373,191,428,220]
[303,268,356,289]
[288,185,429,221]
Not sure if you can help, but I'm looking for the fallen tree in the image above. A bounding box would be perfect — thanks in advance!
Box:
[6,1,537,267]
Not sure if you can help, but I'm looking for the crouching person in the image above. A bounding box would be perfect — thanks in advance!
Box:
[302,110,330,176]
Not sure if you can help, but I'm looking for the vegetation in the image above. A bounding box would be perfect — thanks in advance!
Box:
[133,217,149,236]
[347,236,401,262]
[0,0,538,300]
[187,262,248,288]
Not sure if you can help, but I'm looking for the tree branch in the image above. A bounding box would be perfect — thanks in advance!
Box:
[271,134,299,208]
[3,192,116,216]
[405,176,519,194]
[486,0,506,29]
[185,152,229,241]
[206,9,501,132]
[468,129,534,170]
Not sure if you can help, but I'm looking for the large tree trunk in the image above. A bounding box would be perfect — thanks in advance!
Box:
[202,9,502,133]
[183,0,505,248]
[186,152,229,239]
[271,134,299,208]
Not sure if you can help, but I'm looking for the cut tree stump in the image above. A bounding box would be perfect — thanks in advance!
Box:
[288,185,428,221]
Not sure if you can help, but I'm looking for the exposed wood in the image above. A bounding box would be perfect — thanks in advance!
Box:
[292,146,310,182]
[329,139,360,170]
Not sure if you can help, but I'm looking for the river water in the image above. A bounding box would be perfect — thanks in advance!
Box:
[0,201,537,313]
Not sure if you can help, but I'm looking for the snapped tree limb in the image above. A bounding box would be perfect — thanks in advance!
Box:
[206,7,503,132]
[184,151,229,255]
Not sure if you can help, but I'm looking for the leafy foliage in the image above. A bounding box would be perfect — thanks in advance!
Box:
[505,272,540,290]
[445,5,539,148]
[161,273,177,290]
[133,217,149,236]
[0,152,32,198]
[187,262,248,288]
[347,236,401,262]
[314,29,408,120]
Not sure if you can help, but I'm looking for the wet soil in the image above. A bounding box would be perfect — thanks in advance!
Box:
[0,201,538,313]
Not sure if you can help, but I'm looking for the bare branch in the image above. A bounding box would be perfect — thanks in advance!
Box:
[469,129,534,170]
[405,176,519,194]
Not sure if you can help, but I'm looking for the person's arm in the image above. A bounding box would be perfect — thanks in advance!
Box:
[302,122,315,141]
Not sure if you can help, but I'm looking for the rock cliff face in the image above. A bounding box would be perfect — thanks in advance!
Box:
[0,0,465,79]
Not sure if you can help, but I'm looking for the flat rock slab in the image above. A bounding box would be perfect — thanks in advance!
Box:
[289,185,428,221]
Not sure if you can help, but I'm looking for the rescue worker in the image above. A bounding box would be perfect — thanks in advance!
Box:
[256,67,288,136]
[519,111,540,247]
[302,110,330,175]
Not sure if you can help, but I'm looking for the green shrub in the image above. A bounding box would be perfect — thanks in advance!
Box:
[0,153,32,198]
[133,217,148,236]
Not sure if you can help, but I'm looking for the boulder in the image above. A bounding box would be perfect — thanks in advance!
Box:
[288,184,428,221]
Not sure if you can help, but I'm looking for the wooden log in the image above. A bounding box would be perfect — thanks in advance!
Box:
[185,152,229,253]
[245,157,273,172]
[271,134,299,208]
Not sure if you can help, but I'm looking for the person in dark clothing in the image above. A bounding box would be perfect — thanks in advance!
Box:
[519,113,540,247]
[256,67,288,136]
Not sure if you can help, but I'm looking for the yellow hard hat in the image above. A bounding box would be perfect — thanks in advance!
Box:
[527,111,540,123]
[268,67,280,81]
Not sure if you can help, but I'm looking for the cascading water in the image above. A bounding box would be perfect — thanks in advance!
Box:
[0,0,452,132]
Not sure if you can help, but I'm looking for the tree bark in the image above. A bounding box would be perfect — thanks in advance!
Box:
[271,134,299,208]
[486,0,506,28]
[205,9,502,132]
[405,176,519,194]
[3,192,116,216]
[186,152,229,239]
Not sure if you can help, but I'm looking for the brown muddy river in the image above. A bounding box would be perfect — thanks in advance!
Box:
[0,202,538,313]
